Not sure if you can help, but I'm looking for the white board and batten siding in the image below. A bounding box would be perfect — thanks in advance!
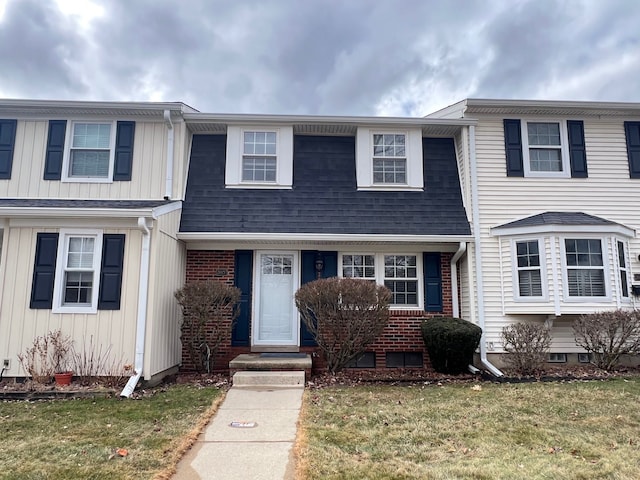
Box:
[4,119,188,200]
[145,208,186,379]
[474,114,640,353]
[0,226,143,377]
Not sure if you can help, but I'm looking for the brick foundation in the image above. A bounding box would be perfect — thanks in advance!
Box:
[182,250,457,374]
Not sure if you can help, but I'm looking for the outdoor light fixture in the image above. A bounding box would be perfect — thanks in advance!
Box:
[315,253,324,279]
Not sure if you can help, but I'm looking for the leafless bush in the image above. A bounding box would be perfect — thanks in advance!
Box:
[573,309,640,371]
[71,335,131,386]
[17,329,73,383]
[295,277,391,374]
[501,323,551,376]
[175,280,241,373]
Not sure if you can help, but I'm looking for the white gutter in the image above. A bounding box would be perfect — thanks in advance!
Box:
[468,125,503,377]
[450,242,466,318]
[164,110,174,200]
[121,217,152,397]
[178,232,474,243]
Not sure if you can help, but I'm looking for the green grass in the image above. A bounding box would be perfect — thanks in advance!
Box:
[298,379,640,479]
[0,384,223,480]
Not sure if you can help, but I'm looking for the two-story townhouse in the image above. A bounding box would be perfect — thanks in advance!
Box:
[431,99,640,367]
[177,113,477,372]
[0,100,194,392]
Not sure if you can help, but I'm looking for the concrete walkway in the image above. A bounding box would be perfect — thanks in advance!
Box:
[173,377,304,480]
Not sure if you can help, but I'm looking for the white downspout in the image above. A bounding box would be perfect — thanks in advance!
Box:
[469,124,503,377]
[120,217,152,397]
[164,110,174,200]
[450,242,466,318]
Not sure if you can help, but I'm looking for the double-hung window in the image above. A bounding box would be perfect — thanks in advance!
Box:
[242,131,277,182]
[65,122,115,180]
[373,133,406,184]
[521,120,570,177]
[341,253,420,308]
[515,240,543,297]
[53,230,103,313]
[617,241,629,298]
[564,239,606,297]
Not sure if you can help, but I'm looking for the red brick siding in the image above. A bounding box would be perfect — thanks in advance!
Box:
[182,250,458,373]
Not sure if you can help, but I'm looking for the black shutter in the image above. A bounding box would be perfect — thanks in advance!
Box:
[625,122,640,179]
[504,119,524,177]
[300,251,338,346]
[30,233,59,309]
[44,120,67,180]
[232,250,253,346]
[0,119,17,179]
[423,253,443,312]
[113,121,135,181]
[97,234,125,310]
[567,120,588,178]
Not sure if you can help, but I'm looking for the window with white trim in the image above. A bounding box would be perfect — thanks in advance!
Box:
[242,131,277,182]
[53,230,103,313]
[617,240,629,298]
[64,122,115,180]
[515,240,544,297]
[373,133,406,184]
[522,120,569,177]
[225,126,293,188]
[340,253,421,308]
[564,239,606,297]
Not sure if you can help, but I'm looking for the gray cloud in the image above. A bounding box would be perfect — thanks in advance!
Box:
[1,0,639,115]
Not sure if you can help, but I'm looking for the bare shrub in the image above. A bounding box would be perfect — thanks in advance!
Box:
[501,323,551,376]
[175,280,241,373]
[573,309,640,371]
[17,329,73,383]
[71,335,131,386]
[295,277,391,374]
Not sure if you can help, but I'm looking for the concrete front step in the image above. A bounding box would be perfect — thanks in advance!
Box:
[232,371,305,387]
[229,353,312,371]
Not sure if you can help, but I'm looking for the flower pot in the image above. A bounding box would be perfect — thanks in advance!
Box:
[54,372,73,386]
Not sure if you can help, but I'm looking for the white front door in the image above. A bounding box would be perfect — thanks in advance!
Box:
[253,251,299,346]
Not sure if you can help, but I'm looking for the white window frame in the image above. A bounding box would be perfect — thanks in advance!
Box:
[511,238,548,302]
[560,236,611,302]
[52,229,103,314]
[61,121,116,183]
[355,127,423,190]
[225,125,293,188]
[372,132,407,185]
[521,119,570,178]
[338,252,423,310]
[615,239,631,300]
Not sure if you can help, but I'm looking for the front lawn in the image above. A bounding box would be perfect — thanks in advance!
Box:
[297,378,640,479]
[0,384,223,480]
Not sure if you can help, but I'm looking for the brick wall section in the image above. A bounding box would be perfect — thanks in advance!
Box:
[182,250,460,373]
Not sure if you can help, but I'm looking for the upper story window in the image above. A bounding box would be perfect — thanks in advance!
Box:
[522,120,569,177]
[242,131,277,182]
[62,122,116,182]
[515,239,544,298]
[355,127,423,190]
[373,134,406,184]
[225,126,293,188]
[617,240,629,298]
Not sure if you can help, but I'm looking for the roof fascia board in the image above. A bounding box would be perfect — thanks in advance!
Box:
[178,232,474,243]
[0,206,161,218]
[464,98,640,113]
[491,223,636,238]
[151,201,182,218]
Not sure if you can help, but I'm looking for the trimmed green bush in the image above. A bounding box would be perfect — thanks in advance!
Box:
[421,317,482,374]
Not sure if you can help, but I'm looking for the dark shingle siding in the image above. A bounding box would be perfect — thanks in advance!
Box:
[180,134,471,236]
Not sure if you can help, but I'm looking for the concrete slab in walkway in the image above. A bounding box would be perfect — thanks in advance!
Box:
[172,385,304,480]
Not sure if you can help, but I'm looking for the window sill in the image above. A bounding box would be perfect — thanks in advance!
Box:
[357,185,423,192]
[225,183,292,189]
[61,177,113,184]
[53,305,98,314]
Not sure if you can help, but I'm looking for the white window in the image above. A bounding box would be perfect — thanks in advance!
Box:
[617,240,629,298]
[521,120,570,177]
[340,253,421,308]
[373,134,406,184]
[225,126,293,188]
[563,238,606,298]
[355,127,423,190]
[515,240,544,297]
[52,230,103,313]
[63,122,116,182]
[242,131,277,182]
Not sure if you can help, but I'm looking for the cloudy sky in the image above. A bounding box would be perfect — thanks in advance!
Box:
[1,0,639,116]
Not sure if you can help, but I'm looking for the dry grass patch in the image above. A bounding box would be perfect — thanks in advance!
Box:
[298,379,640,479]
[0,384,223,480]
